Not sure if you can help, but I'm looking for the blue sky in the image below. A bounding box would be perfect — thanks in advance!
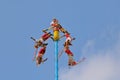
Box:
[0,0,120,80]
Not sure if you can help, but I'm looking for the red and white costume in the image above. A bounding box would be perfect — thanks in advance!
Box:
[38,32,51,43]
[36,46,46,66]
[64,33,73,43]
[37,46,46,57]
[50,19,61,31]
[64,44,77,66]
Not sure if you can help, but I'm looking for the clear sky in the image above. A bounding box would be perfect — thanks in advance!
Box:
[0,0,120,80]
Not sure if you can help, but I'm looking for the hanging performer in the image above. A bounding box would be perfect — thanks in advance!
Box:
[64,40,78,66]
[59,32,85,66]
[31,31,53,60]
[36,44,48,66]
[58,31,77,66]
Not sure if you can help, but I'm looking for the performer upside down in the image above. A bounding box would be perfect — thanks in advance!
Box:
[36,45,48,66]
[64,40,77,66]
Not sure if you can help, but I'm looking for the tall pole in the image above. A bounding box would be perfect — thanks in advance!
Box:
[55,40,58,80]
